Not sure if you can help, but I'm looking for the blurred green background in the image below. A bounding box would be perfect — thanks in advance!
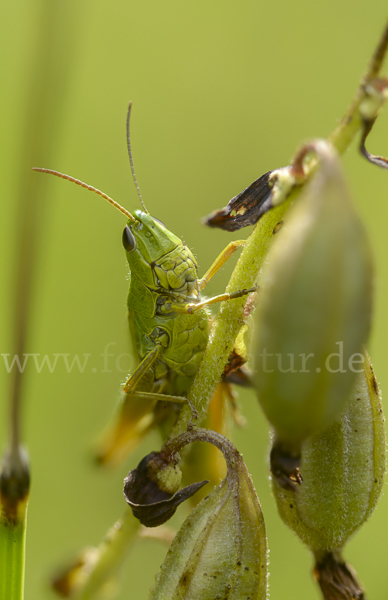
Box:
[1,2,388,599]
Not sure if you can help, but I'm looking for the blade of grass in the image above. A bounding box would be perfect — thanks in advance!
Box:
[1,2,83,598]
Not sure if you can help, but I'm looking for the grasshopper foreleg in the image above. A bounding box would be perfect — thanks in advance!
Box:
[166,238,256,314]
[197,240,246,290]
[168,286,258,314]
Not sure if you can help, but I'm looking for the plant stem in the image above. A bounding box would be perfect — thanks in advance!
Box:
[329,21,388,153]
[171,198,292,438]
[74,509,140,600]
[171,21,388,438]
[0,516,28,600]
[0,448,30,600]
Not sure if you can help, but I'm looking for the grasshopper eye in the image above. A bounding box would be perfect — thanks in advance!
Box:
[152,217,165,228]
[123,226,137,252]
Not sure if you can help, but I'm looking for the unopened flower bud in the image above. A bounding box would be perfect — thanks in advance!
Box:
[272,352,385,555]
[253,141,373,450]
[150,429,268,600]
[0,446,30,525]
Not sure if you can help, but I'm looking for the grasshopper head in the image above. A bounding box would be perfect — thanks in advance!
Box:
[122,210,182,288]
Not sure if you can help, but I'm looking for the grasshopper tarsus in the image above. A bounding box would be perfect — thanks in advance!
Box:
[169,286,257,315]
[198,240,246,291]
[228,286,258,300]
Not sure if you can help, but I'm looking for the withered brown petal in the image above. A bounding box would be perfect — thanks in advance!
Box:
[314,553,365,600]
[359,118,388,170]
[124,479,208,528]
[222,348,252,388]
[270,440,303,491]
[203,170,274,231]
[222,365,253,387]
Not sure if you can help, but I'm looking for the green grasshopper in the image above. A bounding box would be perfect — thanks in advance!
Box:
[34,103,254,463]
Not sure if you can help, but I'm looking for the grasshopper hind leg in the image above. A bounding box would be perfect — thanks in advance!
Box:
[131,390,198,424]
[95,346,197,465]
[123,343,197,419]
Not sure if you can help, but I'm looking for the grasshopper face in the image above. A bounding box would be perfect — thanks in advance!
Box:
[123,210,190,294]
[123,210,182,265]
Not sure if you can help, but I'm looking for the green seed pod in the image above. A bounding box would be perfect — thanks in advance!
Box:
[253,141,373,449]
[150,429,268,600]
[272,352,385,553]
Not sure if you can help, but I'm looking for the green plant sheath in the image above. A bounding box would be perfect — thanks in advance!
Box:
[0,513,28,600]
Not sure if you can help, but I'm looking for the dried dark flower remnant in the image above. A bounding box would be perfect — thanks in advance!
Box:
[123,451,208,527]
[222,350,252,387]
[253,141,373,451]
[314,552,365,600]
[269,439,302,491]
[223,296,256,389]
[272,353,385,559]
[203,170,274,231]
[149,429,268,600]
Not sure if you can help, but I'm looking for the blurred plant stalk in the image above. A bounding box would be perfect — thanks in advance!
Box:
[51,508,140,600]
[1,1,81,598]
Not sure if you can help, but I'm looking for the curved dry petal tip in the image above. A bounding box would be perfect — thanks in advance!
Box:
[359,118,388,170]
[124,479,209,528]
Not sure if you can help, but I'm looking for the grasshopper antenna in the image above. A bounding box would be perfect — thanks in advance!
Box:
[126,102,149,214]
[32,168,135,221]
